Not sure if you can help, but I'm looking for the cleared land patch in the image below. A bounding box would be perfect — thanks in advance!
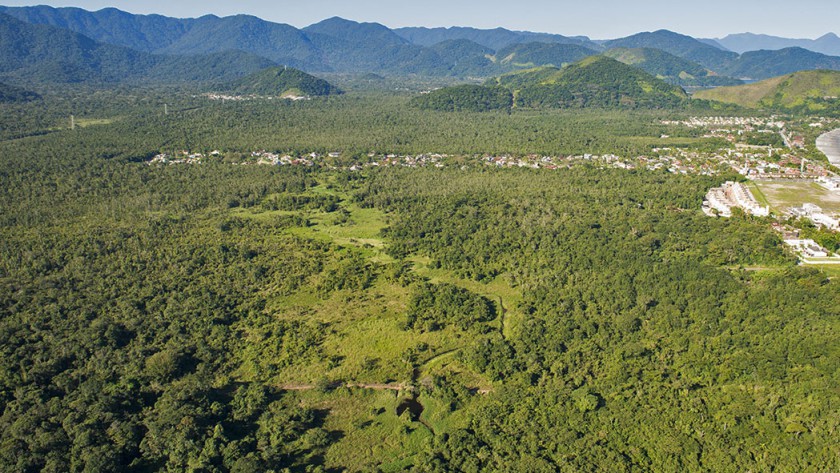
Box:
[753,179,840,213]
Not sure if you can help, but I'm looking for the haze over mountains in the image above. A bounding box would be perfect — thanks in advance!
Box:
[713,33,840,56]
[1,4,840,88]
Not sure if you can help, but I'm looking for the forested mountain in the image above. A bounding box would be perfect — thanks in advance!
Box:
[0,81,39,102]
[720,47,840,80]
[0,5,190,51]
[0,12,152,83]
[428,39,498,76]
[717,32,840,56]
[694,69,840,112]
[0,13,275,85]
[603,47,743,87]
[604,30,739,71]
[696,38,731,50]
[145,51,278,84]
[302,17,449,74]
[219,66,342,97]
[157,15,322,70]
[394,25,599,50]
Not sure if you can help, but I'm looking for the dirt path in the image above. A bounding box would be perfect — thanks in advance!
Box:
[278,382,406,392]
[498,296,507,338]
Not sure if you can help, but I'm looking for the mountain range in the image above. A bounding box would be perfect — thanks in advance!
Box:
[713,33,840,56]
[1,5,840,87]
[0,12,276,84]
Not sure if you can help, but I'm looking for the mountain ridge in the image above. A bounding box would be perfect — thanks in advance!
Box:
[716,32,840,56]
[2,5,840,82]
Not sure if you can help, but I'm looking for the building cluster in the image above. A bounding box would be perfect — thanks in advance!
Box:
[787,203,840,230]
[817,176,840,191]
[252,151,315,166]
[703,181,769,217]
[783,239,832,259]
[203,93,309,102]
[661,116,786,130]
[148,152,205,165]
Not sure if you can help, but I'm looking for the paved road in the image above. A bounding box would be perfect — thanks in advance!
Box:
[817,128,840,166]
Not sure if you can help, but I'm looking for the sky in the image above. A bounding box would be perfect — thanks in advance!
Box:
[1,0,837,39]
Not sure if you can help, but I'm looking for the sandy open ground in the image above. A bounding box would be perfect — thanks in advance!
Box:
[754,179,840,214]
[817,128,840,166]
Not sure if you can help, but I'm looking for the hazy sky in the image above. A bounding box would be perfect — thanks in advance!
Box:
[1,0,836,39]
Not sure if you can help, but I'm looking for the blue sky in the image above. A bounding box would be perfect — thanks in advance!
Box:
[1,0,836,39]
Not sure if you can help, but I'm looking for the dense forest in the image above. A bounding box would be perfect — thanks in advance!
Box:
[0,87,838,472]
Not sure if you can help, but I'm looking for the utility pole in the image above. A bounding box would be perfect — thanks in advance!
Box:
[164,103,168,115]
[70,115,75,130]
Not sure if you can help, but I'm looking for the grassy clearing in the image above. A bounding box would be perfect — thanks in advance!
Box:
[409,256,525,338]
[813,265,840,278]
[291,389,434,472]
[74,117,118,127]
[754,179,840,213]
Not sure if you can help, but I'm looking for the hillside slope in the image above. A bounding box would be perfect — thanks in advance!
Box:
[503,56,688,109]
[394,25,599,50]
[495,42,597,68]
[604,47,742,87]
[0,13,274,85]
[694,69,840,112]
[721,47,840,80]
[0,81,40,102]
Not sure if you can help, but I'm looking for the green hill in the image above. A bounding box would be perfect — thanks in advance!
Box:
[0,81,39,102]
[415,56,690,112]
[694,69,840,112]
[497,56,689,109]
[604,47,742,88]
[220,66,342,97]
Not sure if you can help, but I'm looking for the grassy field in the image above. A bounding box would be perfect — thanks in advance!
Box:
[229,182,500,392]
[745,181,771,208]
[753,179,840,213]
[291,388,438,471]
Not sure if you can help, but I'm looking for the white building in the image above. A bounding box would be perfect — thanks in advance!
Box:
[703,181,769,217]
[784,239,829,258]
